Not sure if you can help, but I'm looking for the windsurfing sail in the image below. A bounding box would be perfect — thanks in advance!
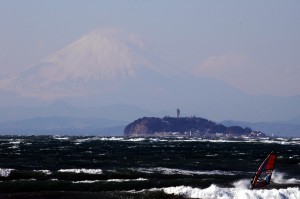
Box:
[250,151,277,189]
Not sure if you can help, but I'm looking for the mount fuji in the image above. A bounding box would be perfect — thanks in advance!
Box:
[0,28,300,130]
[0,28,174,100]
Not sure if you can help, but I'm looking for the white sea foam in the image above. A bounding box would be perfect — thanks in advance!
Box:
[231,172,300,187]
[74,138,91,143]
[34,170,52,175]
[89,137,120,141]
[101,137,124,141]
[78,137,153,142]
[259,139,300,145]
[75,137,124,143]
[205,139,243,143]
[71,136,300,145]
[72,180,101,183]
[74,137,99,143]
[8,145,19,149]
[10,178,37,182]
[162,185,300,199]
[7,139,22,149]
[9,140,21,144]
[126,138,146,142]
[206,154,218,157]
[272,171,300,184]
[233,179,251,189]
[58,168,103,174]
[107,178,148,182]
[132,167,236,176]
[291,138,300,141]
[53,136,70,140]
[0,168,14,177]
[72,178,148,184]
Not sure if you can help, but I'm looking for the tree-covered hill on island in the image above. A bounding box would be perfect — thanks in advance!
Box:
[124,116,264,137]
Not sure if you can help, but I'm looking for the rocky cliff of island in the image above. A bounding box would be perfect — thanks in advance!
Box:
[124,117,264,137]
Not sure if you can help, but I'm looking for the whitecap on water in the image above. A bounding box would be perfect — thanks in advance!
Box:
[272,171,300,184]
[126,138,146,142]
[260,139,300,145]
[72,180,101,184]
[0,168,14,177]
[74,138,91,143]
[8,145,19,149]
[162,185,300,199]
[53,136,70,140]
[101,137,124,141]
[233,179,251,189]
[232,171,300,187]
[107,178,148,182]
[206,154,218,157]
[58,168,103,174]
[72,178,148,184]
[9,140,21,145]
[291,138,300,141]
[34,170,52,175]
[73,136,300,145]
[131,167,236,176]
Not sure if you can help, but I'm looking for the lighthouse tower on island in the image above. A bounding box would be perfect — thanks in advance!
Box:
[176,108,180,118]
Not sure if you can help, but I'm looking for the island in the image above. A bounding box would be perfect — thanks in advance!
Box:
[124,116,265,137]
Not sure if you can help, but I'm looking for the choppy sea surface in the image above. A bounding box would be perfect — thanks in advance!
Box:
[0,136,299,199]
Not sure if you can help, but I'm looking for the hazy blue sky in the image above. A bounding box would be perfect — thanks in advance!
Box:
[1,0,299,96]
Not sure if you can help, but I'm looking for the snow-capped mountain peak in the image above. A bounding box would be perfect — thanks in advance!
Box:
[39,28,144,81]
[0,28,173,99]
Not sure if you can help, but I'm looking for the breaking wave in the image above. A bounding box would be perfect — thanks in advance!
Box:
[72,178,148,184]
[161,176,300,199]
[71,136,300,145]
[131,167,237,176]
[53,136,70,140]
[162,185,300,199]
[34,170,52,175]
[0,168,14,177]
[58,168,103,174]
[107,178,148,182]
[272,171,300,184]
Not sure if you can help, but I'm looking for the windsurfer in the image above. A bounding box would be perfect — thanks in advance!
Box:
[250,176,255,184]
[264,173,271,184]
[250,152,277,189]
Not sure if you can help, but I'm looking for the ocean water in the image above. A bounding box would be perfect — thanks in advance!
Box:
[0,136,299,199]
